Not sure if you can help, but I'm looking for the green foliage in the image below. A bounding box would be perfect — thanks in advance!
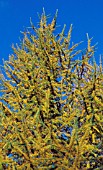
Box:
[0,10,103,169]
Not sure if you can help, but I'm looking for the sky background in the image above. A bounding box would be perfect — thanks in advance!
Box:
[0,0,103,65]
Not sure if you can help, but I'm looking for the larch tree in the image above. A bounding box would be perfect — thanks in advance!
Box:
[0,10,103,170]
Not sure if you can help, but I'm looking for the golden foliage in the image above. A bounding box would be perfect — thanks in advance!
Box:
[0,10,103,169]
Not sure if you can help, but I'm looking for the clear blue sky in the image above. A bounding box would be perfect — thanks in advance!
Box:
[0,0,103,65]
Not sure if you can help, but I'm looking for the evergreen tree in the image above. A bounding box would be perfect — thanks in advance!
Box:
[0,10,103,169]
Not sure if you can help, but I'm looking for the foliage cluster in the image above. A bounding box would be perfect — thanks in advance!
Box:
[0,10,103,169]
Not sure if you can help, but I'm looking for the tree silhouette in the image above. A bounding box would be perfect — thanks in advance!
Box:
[0,10,103,169]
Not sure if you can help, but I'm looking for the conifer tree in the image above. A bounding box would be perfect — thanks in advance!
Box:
[0,10,103,169]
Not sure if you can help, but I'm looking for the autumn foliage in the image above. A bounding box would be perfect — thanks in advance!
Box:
[0,10,103,169]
